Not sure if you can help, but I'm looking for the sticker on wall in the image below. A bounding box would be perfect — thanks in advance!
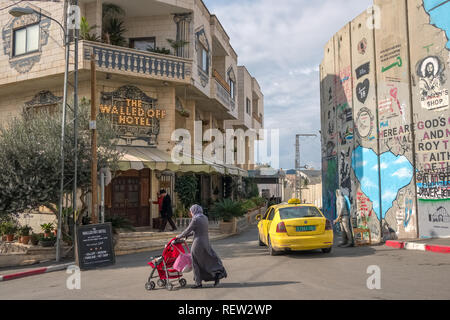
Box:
[416,56,449,111]
[356,79,370,104]
[355,107,374,140]
[356,62,370,79]
[358,38,368,55]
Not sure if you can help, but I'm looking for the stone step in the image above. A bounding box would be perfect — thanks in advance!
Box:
[114,233,230,256]
[118,232,178,241]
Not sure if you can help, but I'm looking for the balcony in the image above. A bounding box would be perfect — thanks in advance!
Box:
[252,112,263,130]
[211,69,237,118]
[81,41,192,84]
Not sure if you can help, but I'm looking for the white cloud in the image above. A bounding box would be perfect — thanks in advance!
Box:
[392,167,413,179]
[394,157,409,165]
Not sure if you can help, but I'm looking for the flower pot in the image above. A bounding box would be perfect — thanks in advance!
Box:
[39,239,56,247]
[219,220,236,234]
[44,233,51,238]
[21,236,31,245]
[6,234,15,242]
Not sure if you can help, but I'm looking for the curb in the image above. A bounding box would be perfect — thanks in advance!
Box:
[385,240,450,254]
[0,262,74,282]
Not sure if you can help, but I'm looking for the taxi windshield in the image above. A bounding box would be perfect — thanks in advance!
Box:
[279,206,322,220]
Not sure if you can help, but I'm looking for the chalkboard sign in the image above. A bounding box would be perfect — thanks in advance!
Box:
[76,223,116,270]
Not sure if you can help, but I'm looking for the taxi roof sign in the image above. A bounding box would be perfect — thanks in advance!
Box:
[288,198,302,205]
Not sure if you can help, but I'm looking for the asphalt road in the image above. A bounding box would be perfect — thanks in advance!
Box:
[1,226,450,300]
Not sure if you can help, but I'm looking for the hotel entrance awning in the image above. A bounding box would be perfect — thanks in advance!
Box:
[117,146,246,176]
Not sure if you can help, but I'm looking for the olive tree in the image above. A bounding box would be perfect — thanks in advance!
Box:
[0,98,121,226]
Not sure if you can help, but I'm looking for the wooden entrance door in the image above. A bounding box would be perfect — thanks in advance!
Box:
[111,177,141,226]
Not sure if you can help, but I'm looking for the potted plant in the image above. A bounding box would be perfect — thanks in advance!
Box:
[19,225,32,244]
[2,221,18,242]
[41,223,55,238]
[30,233,41,246]
[211,199,246,234]
[39,234,56,247]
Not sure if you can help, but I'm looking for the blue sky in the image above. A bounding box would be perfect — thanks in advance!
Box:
[203,0,373,169]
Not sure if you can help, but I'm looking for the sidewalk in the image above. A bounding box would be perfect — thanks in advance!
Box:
[385,238,450,254]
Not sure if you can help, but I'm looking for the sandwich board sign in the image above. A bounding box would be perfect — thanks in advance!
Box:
[76,223,116,270]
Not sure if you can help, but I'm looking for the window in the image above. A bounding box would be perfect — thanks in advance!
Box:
[279,207,323,220]
[229,79,235,99]
[200,45,209,73]
[130,37,156,52]
[268,209,276,221]
[246,98,251,115]
[13,24,39,56]
[263,208,271,220]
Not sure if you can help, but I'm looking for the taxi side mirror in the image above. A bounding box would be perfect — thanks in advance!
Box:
[256,214,262,221]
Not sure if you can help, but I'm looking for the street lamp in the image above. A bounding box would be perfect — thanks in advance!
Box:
[9,7,70,262]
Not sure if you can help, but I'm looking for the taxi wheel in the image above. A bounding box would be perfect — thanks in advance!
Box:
[268,236,279,256]
[322,247,332,254]
[258,234,266,247]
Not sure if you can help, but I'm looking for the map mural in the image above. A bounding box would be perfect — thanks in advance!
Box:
[352,147,414,220]
[423,0,450,49]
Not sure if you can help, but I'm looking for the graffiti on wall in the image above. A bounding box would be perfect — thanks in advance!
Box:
[322,158,338,220]
[416,56,449,111]
[355,107,375,141]
[416,116,450,171]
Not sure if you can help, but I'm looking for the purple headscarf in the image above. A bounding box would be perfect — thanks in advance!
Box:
[190,204,204,217]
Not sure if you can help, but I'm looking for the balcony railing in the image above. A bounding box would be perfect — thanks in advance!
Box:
[253,112,263,124]
[214,78,237,114]
[82,41,191,83]
[211,69,237,117]
[213,69,230,93]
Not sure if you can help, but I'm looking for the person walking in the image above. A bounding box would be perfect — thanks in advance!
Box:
[159,190,177,232]
[176,204,227,289]
[334,189,353,247]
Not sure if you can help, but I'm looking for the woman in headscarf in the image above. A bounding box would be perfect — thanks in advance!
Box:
[176,204,227,289]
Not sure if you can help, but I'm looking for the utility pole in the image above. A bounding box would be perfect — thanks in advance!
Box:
[66,0,81,265]
[295,134,317,201]
[90,53,98,224]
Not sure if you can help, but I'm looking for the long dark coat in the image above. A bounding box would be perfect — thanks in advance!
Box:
[178,214,227,285]
[161,194,173,218]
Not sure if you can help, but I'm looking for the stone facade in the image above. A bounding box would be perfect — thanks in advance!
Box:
[0,0,265,228]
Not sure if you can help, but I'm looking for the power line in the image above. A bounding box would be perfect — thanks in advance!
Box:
[0,0,24,12]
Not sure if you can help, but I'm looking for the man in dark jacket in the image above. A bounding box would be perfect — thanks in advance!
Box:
[159,190,177,232]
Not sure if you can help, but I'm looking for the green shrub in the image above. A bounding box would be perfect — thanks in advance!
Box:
[241,200,257,212]
[210,199,246,222]
[40,223,54,234]
[105,216,135,234]
[251,196,266,207]
[1,221,18,235]
[19,225,32,236]
[175,174,198,211]
[30,233,41,245]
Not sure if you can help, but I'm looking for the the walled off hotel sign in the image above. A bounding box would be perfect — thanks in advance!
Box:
[100,85,165,146]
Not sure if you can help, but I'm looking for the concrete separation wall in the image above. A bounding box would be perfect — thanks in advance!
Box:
[320,0,450,241]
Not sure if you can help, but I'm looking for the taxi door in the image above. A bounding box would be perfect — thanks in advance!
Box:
[264,208,276,243]
[258,207,272,245]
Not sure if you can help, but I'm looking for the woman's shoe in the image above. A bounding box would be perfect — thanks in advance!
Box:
[214,274,220,287]
[191,284,203,289]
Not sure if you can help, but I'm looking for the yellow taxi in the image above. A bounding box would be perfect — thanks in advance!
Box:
[256,199,334,255]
